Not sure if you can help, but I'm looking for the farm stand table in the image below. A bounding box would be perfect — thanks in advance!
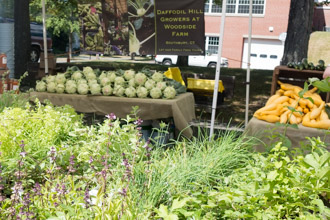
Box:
[30,92,196,138]
[245,117,330,152]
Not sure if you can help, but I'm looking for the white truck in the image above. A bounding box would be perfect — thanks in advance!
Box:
[155,54,228,68]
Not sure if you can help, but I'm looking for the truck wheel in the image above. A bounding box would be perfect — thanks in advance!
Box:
[163,59,172,65]
[30,47,40,63]
[207,62,217,68]
[131,52,136,60]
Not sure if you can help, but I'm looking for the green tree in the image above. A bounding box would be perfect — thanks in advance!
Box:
[280,0,329,64]
[30,0,82,59]
[0,0,14,19]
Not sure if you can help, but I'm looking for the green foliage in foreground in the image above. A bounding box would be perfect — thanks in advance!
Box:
[156,140,330,219]
[0,102,329,219]
[0,72,30,113]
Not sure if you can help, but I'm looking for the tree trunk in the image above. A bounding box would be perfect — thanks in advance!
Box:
[14,0,30,79]
[281,0,314,65]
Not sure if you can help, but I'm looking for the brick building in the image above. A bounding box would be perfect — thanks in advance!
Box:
[204,0,330,69]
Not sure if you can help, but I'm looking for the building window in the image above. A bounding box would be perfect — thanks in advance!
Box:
[227,0,237,13]
[204,0,265,15]
[211,2,222,13]
[260,54,267,58]
[205,0,210,12]
[270,55,277,59]
[251,53,257,57]
[207,36,219,54]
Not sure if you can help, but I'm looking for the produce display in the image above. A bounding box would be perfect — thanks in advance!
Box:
[35,66,186,99]
[287,58,326,71]
[254,81,330,130]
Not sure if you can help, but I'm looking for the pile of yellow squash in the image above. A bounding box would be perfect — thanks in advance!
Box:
[254,81,330,130]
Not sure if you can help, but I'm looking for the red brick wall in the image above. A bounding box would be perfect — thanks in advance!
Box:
[205,0,291,68]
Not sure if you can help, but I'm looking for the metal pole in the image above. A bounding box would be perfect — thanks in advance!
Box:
[209,0,227,140]
[42,0,48,74]
[244,0,253,128]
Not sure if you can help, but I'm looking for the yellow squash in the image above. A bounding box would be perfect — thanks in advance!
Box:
[310,102,325,120]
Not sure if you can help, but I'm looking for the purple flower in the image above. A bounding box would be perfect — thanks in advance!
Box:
[17,160,24,167]
[33,182,42,196]
[22,192,31,206]
[88,156,94,164]
[49,146,57,163]
[67,155,76,173]
[121,156,132,181]
[69,155,75,165]
[143,140,151,148]
[55,184,60,193]
[106,113,116,120]
[15,170,24,178]
[11,181,23,198]
[20,140,25,148]
[8,207,16,216]
[20,151,27,158]
[60,184,67,195]
[68,166,76,173]
[134,118,143,126]
[84,188,91,207]
[119,187,127,197]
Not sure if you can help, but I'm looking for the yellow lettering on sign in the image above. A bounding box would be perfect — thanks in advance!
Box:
[157,10,187,15]
[172,32,189,37]
[164,24,196,29]
[188,9,203,14]
[192,17,200,22]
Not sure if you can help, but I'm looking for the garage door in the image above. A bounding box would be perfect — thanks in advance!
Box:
[241,38,284,70]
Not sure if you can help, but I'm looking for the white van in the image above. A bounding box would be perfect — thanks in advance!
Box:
[155,54,228,68]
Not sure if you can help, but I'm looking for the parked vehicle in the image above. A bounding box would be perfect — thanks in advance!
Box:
[155,54,228,68]
[30,22,53,62]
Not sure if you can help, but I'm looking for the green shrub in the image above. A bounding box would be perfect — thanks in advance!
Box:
[155,138,330,219]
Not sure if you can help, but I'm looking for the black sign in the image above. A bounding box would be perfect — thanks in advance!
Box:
[128,0,204,56]
[155,0,205,55]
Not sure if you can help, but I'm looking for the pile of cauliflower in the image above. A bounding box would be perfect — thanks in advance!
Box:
[35,66,184,99]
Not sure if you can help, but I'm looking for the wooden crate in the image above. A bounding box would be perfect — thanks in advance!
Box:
[271,65,329,102]
[39,52,57,69]
[187,78,225,93]
[0,78,10,94]
[186,78,225,107]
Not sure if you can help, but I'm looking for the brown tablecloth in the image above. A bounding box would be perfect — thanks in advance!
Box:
[244,117,330,152]
[30,92,196,138]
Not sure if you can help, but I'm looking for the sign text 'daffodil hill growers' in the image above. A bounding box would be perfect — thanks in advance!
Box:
[128,0,205,56]
[155,0,205,55]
